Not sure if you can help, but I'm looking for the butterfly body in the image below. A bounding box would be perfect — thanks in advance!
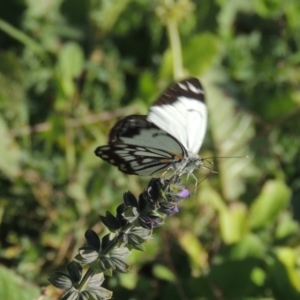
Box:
[95,78,207,178]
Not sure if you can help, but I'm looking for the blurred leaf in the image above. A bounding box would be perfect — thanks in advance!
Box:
[209,258,258,299]
[250,267,266,286]
[119,271,138,290]
[183,33,219,76]
[90,0,132,33]
[0,19,47,59]
[0,266,39,300]
[267,248,300,299]
[276,247,300,292]
[275,213,299,240]
[219,202,248,244]
[230,234,265,259]
[159,49,173,79]
[178,231,208,275]
[57,42,84,100]
[0,115,21,178]
[249,180,291,230]
[254,0,281,17]
[153,264,176,283]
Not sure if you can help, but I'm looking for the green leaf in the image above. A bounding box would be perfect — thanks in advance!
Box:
[219,202,249,244]
[267,248,300,299]
[0,116,21,178]
[0,266,39,300]
[153,264,176,283]
[209,258,258,299]
[178,231,208,273]
[56,42,84,99]
[275,213,299,240]
[249,180,291,230]
[230,234,265,259]
[182,33,220,75]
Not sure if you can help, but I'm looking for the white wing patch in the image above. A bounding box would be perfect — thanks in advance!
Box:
[147,97,207,154]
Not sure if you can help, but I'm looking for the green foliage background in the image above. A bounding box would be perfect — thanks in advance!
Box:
[1,0,300,299]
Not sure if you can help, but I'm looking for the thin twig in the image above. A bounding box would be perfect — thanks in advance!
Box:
[10,106,138,137]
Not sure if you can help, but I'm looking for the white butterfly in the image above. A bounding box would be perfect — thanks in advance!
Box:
[95,78,207,179]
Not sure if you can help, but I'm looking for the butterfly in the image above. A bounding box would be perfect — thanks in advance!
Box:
[95,78,207,179]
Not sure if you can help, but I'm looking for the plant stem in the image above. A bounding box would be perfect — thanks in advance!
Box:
[78,268,96,290]
[166,18,184,80]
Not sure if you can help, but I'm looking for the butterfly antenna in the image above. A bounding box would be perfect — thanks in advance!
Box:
[203,155,249,160]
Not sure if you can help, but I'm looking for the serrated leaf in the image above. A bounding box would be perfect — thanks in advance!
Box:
[249,180,291,229]
[48,271,73,290]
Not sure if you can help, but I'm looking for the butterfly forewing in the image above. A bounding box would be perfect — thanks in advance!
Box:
[147,78,207,154]
[95,116,187,176]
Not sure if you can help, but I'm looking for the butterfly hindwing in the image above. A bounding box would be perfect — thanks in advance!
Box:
[95,144,181,176]
[95,115,187,176]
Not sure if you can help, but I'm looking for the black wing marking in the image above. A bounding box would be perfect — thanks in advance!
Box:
[153,78,205,107]
[95,143,182,176]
